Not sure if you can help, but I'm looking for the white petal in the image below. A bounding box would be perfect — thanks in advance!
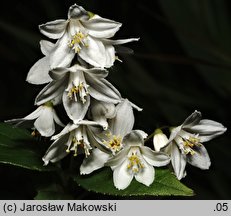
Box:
[105,146,130,167]
[69,64,109,79]
[85,68,109,79]
[49,33,75,68]
[187,145,211,169]
[51,94,63,106]
[35,79,66,106]
[187,119,227,142]
[26,57,52,85]
[80,148,110,174]
[135,161,154,186]
[78,37,107,68]
[90,100,116,130]
[104,45,115,68]
[49,67,69,80]
[103,38,139,45]
[18,106,43,120]
[5,106,43,126]
[128,100,143,111]
[62,92,90,123]
[83,15,121,38]
[39,19,67,39]
[68,4,89,20]
[122,130,147,147]
[34,107,55,137]
[40,40,55,56]
[182,110,202,128]
[141,146,170,167]
[78,120,102,126]
[51,123,78,140]
[52,109,65,127]
[86,75,121,103]
[153,130,169,152]
[135,130,148,139]
[171,142,187,180]
[113,159,133,190]
[86,126,111,153]
[42,134,69,165]
[109,99,134,137]
[168,126,182,143]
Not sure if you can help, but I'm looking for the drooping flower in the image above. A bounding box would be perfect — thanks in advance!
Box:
[26,40,54,85]
[6,102,64,137]
[80,99,135,175]
[154,110,227,180]
[39,4,139,69]
[42,120,102,165]
[35,64,122,123]
[88,99,117,130]
[96,99,136,154]
[105,130,170,190]
[80,99,161,186]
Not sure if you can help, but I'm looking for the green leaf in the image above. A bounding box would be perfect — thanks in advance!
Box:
[74,167,194,197]
[35,184,73,200]
[0,123,55,171]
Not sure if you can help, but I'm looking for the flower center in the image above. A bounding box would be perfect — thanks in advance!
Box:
[66,136,91,157]
[67,82,89,103]
[103,132,122,153]
[127,152,144,174]
[69,31,89,53]
[182,136,202,155]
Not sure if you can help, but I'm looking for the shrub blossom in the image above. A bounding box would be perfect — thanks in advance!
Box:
[6,4,227,190]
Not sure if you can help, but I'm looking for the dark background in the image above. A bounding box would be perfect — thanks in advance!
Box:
[0,0,230,199]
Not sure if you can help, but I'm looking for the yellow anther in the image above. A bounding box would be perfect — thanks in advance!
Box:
[182,136,202,155]
[102,131,122,153]
[127,152,144,173]
[69,31,89,53]
[67,82,89,103]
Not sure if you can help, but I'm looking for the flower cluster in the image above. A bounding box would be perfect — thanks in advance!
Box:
[6,4,227,190]
[153,110,227,180]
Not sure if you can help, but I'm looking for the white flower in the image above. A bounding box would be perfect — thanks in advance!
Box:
[97,99,136,154]
[80,99,144,177]
[153,129,169,152]
[163,110,227,180]
[88,99,117,130]
[42,120,101,165]
[80,99,136,175]
[26,40,54,85]
[35,64,122,123]
[39,4,139,68]
[105,130,170,190]
[6,102,64,137]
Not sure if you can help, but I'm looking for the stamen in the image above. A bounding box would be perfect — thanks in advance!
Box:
[182,136,202,155]
[127,152,144,173]
[67,82,89,103]
[69,31,89,53]
[66,135,91,157]
[103,134,122,153]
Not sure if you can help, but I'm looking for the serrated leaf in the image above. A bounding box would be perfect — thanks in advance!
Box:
[0,123,55,171]
[74,167,194,197]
